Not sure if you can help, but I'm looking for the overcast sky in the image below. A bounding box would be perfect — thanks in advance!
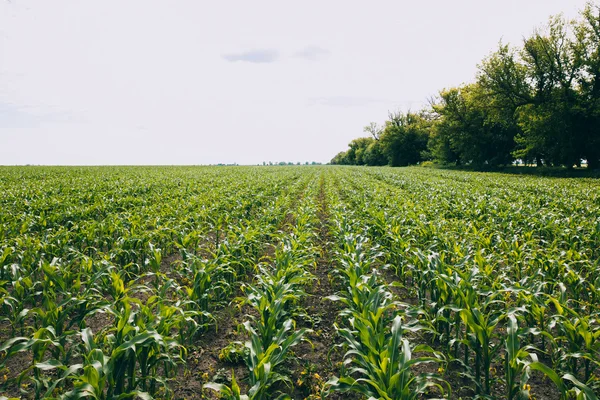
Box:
[0,0,591,165]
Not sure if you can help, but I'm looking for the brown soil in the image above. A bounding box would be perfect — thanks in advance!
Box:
[171,180,311,399]
[171,303,255,400]
[286,174,359,400]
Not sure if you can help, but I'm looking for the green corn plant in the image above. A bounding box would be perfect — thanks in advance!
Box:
[505,314,537,400]
[547,299,600,381]
[524,358,599,400]
[326,315,448,400]
[183,256,212,311]
[180,250,236,307]
[517,287,550,351]
[206,320,309,400]
[207,204,317,399]
[271,242,315,285]
[327,273,396,327]
[1,293,30,336]
[102,270,135,311]
[244,320,309,399]
[134,284,203,349]
[30,298,81,365]
[27,359,83,400]
[62,327,111,400]
[24,328,155,400]
[438,267,480,362]
[173,230,204,260]
[104,300,184,398]
[455,301,505,395]
[502,311,588,400]
[144,243,163,289]
[0,326,63,398]
[204,370,249,400]
[240,264,311,350]
[0,246,14,282]
[3,273,36,335]
[207,214,229,249]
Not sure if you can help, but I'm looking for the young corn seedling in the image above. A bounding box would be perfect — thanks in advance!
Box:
[327,315,448,400]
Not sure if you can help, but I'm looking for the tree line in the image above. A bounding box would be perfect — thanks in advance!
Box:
[331,2,600,169]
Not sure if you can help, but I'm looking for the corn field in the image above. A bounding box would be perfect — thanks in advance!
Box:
[0,166,599,400]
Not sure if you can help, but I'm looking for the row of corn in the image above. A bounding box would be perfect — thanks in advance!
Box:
[331,167,599,399]
[206,179,321,399]
[0,167,314,399]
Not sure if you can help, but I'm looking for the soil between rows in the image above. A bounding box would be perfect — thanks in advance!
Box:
[171,180,312,399]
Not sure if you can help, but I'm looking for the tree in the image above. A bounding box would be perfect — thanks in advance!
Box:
[351,137,375,165]
[519,16,584,167]
[430,83,516,167]
[330,151,349,165]
[363,122,383,140]
[363,140,387,166]
[478,10,600,168]
[330,2,600,169]
[574,1,600,168]
[379,111,431,166]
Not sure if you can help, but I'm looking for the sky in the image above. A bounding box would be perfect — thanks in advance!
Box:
[0,0,592,165]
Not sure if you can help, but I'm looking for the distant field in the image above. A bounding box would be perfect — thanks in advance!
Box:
[0,166,599,399]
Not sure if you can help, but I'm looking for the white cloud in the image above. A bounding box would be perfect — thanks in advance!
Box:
[222,49,280,63]
[294,46,331,61]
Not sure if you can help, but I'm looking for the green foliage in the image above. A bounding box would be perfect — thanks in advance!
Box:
[431,83,517,167]
[1,166,599,399]
[205,189,318,399]
[218,341,248,364]
[333,2,600,169]
[0,166,315,399]
[331,166,600,399]
[379,111,432,166]
[330,112,431,167]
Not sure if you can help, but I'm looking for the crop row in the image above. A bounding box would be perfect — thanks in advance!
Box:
[0,167,317,399]
[1,165,598,399]
[206,178,321,399]
[329,167,600,399]
[324,180,448,399]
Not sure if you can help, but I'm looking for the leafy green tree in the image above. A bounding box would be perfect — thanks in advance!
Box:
[379,111,431,166]
[428,119,461,165]
[478,9,600,168]
[520,16,584,167]
[332,2,600,169]
[349,137,375,165]
[331,138,377,165]
[574,2,600,168]
[330,151,350,165]
[430,84,516,167]
[363,140,387,166]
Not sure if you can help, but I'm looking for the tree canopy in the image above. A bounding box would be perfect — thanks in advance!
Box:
[331,2,600,169]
